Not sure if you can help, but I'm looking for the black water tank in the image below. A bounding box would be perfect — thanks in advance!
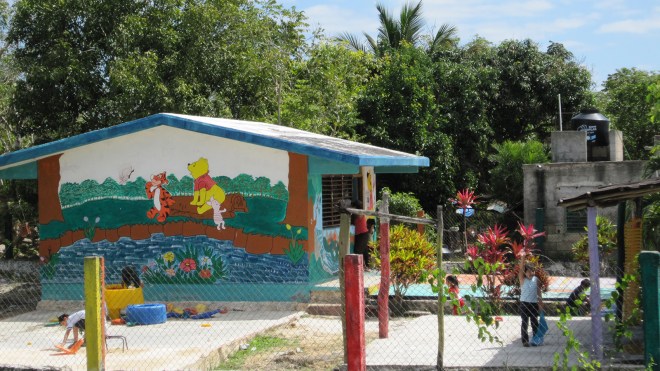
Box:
[570,108,610,146]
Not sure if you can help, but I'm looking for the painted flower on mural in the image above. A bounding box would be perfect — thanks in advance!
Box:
[82,216,101,240]
[180,258,197,272]
[142,244,225,284]
[163,252,175,263]
[284,224,305,265]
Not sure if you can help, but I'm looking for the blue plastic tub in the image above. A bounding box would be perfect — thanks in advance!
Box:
[126,303,167,325]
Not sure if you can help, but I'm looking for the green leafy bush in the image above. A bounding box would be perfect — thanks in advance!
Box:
[371,224,436,300]
[571,216,617,271]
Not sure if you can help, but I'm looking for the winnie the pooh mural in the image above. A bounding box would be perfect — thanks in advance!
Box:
[188,157,226,214]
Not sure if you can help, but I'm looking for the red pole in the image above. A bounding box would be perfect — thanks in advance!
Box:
[417,210,425,235]
[378,192,390,338]
[345,254,366,371]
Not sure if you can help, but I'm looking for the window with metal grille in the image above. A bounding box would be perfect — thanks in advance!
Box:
[566,209,587,233]
[322,175,354,227]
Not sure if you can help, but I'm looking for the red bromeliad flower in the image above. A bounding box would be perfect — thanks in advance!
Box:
[477,224,510,248]
[179,258,197,272]
[199,269,212,279]
[517,222,545,240]
[511,241,526,258]
[453,188,478,211]
[466,245,479,260]
[517,222,546,250]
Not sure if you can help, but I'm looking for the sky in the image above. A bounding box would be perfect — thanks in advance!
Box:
[281,0,659,90]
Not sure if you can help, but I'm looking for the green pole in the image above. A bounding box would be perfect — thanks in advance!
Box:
[639,251,660,371]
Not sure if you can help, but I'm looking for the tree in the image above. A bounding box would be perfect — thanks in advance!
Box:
[357,43,456,211]
[489,40,592,141]
[0,0,39,260]
[337,1,457,55]
[8,0,307,143]
[431,42,496,188]
[278,40,372,139]
[601,68,660,160]
[489,140,549,213]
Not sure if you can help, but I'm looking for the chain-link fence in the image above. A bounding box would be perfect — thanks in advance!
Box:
[0,207,651,370]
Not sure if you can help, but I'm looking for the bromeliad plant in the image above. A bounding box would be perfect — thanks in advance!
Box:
[502,222,550,298]
[451,189,478,252]
[465,224,511,312]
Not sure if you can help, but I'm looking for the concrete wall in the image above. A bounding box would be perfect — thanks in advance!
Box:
[523,160,646,257]
[551,130,624,163]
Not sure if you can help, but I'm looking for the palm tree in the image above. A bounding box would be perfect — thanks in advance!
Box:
[336,1,457,55]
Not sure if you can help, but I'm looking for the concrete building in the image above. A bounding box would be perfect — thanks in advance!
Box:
[523,129,646,258]
[0,113,428,302]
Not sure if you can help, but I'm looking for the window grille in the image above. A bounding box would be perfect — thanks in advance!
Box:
[322,175,354,227]
[566,209,587,233]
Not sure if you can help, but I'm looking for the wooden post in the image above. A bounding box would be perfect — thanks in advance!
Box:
[339,212,351,363]
[587,206,603,360]
[378,191,390,338]
[417,210,425,235]
[436,205,444,369]
[345,254,366,371]
[84,256,105,371]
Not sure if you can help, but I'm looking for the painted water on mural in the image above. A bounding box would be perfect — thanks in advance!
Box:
[42,233,309,284]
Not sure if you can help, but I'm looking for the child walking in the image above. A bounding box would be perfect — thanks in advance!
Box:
[518,254,543,347]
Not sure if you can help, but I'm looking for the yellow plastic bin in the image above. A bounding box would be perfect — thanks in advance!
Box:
[106,284,145,319]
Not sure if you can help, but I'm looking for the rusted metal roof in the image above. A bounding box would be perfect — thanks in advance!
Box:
[558,177,660,210]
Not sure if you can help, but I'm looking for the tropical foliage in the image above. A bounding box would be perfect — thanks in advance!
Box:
[570,215,617,272]
[0,0,656,261]
[371,224,436,301]
[489,140,550,211]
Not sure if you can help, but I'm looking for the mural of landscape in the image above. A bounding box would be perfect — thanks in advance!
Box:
[39,150,314,301]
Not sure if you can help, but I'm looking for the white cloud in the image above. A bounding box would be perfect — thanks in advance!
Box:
[598,15,660,34]
[304,5,380,36]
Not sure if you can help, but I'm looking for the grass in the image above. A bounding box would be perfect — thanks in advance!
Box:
[215,335,291,370]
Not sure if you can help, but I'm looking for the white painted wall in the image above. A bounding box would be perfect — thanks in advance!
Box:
[59,126,289,188]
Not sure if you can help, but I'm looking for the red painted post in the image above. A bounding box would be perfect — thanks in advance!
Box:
[378,192,390,339]
[417,210,425,235]
[345,254,366,371]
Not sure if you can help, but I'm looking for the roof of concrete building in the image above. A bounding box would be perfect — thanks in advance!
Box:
[0,113,429,179]
[558,177,660,210]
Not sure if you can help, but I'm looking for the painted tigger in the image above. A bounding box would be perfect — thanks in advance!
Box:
[146,172,175,222]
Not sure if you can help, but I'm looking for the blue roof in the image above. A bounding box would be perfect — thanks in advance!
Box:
[0,113,429,178]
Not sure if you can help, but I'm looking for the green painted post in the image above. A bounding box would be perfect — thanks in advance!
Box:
[339,212,351,364]
[84,256,105,371]
[639,251,660,371]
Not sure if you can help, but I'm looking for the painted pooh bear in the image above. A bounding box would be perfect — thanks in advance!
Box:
[187,157,226,214]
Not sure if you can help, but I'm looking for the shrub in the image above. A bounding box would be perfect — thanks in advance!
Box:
[371,224,436,301]
[571,216,617,273]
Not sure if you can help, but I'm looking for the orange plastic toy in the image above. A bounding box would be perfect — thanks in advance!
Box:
[54,339,84,355]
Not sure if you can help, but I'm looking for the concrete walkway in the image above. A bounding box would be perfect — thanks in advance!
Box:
[0,309,303,370]
[367,314,595,369]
